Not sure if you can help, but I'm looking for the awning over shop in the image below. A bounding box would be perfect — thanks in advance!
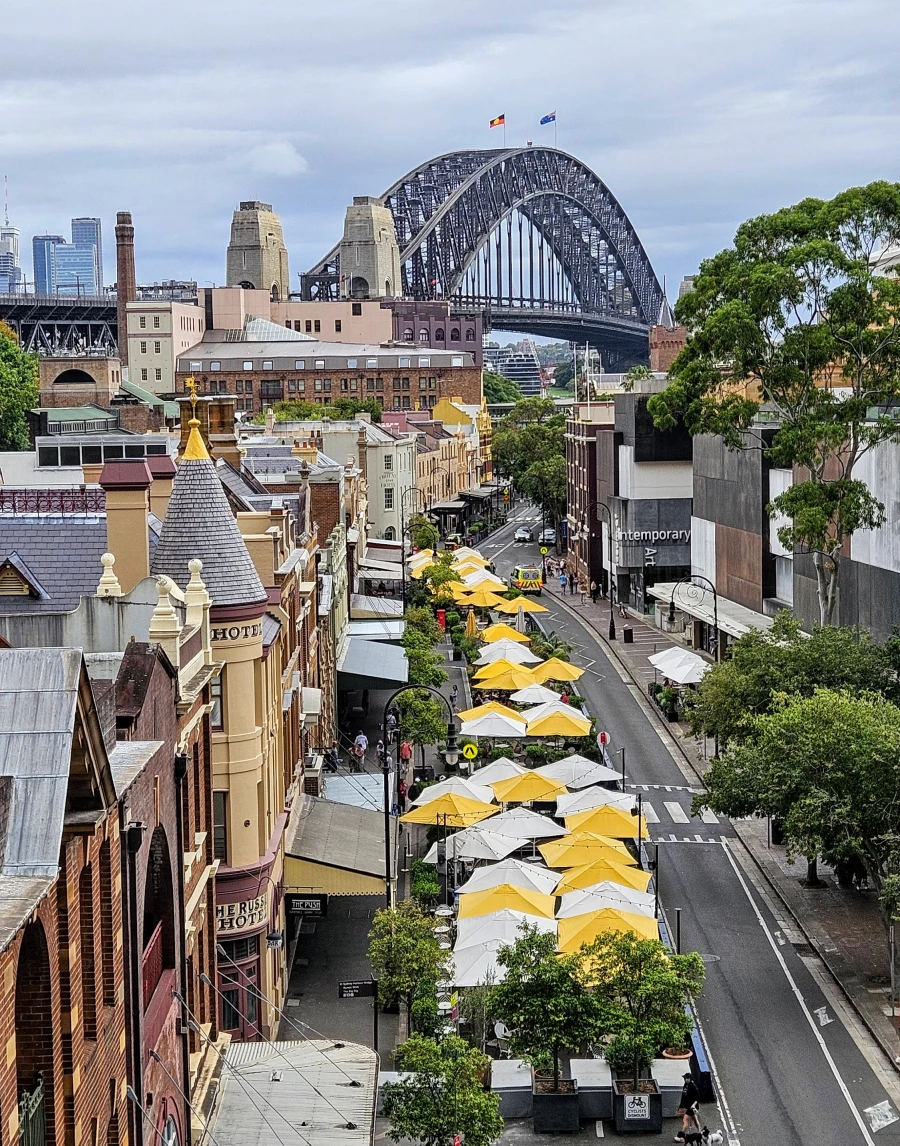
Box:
[347,620,405,642]
[359,555,403,574]
[350,593,403,619]
[461,486,495,500]
[647,582,775,639]
[285,794,398,895]
[429,499,467,511]
[337,635,408,690]
[358,560,403,582]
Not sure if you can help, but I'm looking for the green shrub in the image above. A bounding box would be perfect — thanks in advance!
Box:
[444,611,461,630]
[411,859,440,906]
[524,744,550,767]
[450,624,465,646]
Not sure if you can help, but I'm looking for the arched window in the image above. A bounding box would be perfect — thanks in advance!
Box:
[450,327,460,340]
[403,328,414,341]
[385,280,392,296]
[270,283,280,301]
[419,330,429,343]
[465,329,476,341]
[16,921,54,1143]
[435,328,445,341]
[384,526,396,541]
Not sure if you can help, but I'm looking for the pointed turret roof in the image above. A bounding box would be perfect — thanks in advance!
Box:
[151,404,267,611]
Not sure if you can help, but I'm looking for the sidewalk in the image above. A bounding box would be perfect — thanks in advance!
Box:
[543,579,900,1070]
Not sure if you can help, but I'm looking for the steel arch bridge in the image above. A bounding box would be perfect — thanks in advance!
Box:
[305,147,668,362]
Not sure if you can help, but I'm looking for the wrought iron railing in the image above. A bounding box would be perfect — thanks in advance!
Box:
[0,488,106,515]
[19,1074,45,1146]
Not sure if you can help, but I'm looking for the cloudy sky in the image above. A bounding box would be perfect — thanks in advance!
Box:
[3,0,899,309]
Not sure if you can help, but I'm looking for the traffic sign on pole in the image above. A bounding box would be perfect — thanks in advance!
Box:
[462,743,478,761]
[597,730,610,747]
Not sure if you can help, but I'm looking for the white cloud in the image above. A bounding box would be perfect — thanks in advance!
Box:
[244,142,308,178]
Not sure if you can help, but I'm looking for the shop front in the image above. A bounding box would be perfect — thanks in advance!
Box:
[610,497,692,614]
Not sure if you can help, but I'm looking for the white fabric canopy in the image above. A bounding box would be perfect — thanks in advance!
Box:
[556,882,656,918]
[509,683,563,705]
[455,857,559,896]
[475,641,542,666]
[451,942,507,987]
[460,713,528,738]
[455,909,557,950]
[556,788,636,816]
[519,700,574,723]
[422,826,522,863]
[470,758,527,785]
[486,807,569,840]
[412,777,495,807]
[648,646,710,685]
[463,569,507,589]
[537,753,621,789]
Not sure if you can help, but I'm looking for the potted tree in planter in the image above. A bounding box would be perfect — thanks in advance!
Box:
[580,932,704,1135]
[367,900,450,1031]
[490,925,601,1134]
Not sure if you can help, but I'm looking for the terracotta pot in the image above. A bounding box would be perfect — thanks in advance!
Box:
[662,1047,692,1059]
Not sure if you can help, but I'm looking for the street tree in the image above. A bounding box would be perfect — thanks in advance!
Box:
[404,605,445,646]
[579,932,704,1086]
[648,182,900,625]
[397,690,448,772]
[686,612,900,747]
[492,398,565,487]
[490,925,602,1090]
[381,1034,504,1146]
[483,371,522,403]
[0,322,39,451]
[698,687,900,896]
[519,455,567,544]
[368,900,449,1022]
[402,631,449,688]
[408,513,440,551]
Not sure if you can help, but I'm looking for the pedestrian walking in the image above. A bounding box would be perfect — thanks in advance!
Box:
[400,738,413,766]
[386,711,397,743]
[559,571,568,593]
[450,684,459,710]
[398,778,408,811]
[590,580,598,603]
[569,571,577,595]
[676,1073,702,1138]
[352,730,368,771]
[580,580,588,605]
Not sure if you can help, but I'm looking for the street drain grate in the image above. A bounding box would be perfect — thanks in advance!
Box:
[792,941,815,957]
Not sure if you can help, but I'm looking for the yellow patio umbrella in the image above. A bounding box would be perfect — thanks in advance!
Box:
[459,587,507,609]
[565,805,651,839]
[493,596,549,615]
[448,581,473,600]
[557,908,659,952]
[531,658,585,684]
[526,709,592,738]
[481,666,540,691]
[453,554,490,570]
[457,883,556,920]
[491,770,568,803]
[480,622,531,645]
[457,700,523,722]
[539,831,636,869]
[474,657,537,680]
[554,859,652,894]
[465,607,479,639]
[409,560,436,579]
[399,792,498,828]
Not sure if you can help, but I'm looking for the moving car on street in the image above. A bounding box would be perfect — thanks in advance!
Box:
[539,527,556,545]
[514,526,534,542]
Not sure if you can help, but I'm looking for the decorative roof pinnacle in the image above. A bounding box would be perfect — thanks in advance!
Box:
[183,376,210,461]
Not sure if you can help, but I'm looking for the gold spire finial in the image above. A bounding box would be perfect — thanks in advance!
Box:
[182,375,210,461]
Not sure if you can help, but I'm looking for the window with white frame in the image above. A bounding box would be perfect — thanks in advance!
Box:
[243,361,253,371]
[384,487,394,510]
[418,357,430,367]
[384,454,392,470]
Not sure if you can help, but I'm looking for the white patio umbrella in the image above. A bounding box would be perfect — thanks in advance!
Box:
[519,700,574,723]
[475,641,542,666]
[422,826,522,863]
[556,788,636,817]
[470,757,527,785]
[460,712,528,738]
[451,942,507,987]
[455,857,560,896]
[412,776,496,807]
[648,647,709,685]
[537,753,621,789]
[556,881,656,918]
[486,807,570,840]
[455,909,557,949]
[463,569,507,589]
[509,683,564,705]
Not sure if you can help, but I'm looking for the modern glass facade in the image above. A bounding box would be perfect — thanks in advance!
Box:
[71,217,102,291]
[32,234,65,294]
[0,227,22,293]
[54,242,100,295]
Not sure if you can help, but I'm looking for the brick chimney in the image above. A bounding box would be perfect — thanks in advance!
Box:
[99,460,152,593]
[115,211,136,367]
[648,325,688,373]
[146,454,177,520]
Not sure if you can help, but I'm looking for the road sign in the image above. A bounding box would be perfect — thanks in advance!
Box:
[624,1094,650,1120]
[462,743,478,761]
[285,893,328,917]
[597,730,610,747]
[338,980,377,999]
[539,546,549,555]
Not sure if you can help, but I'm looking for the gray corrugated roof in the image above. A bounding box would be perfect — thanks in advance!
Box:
[217,1040,377,1146]
[0,876,55,953]
[109,741,165,798]
[0,648,81,876]
[151,454,267,609]
[285,795,396,879]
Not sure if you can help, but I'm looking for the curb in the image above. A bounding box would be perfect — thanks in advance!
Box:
[546,587,900,1074]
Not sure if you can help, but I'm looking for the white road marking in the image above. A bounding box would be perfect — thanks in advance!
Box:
[594,1119,604,1137]
[775,931,786,946]
[865,1101,899,1132]
[664,801,690,823]
[721,839,878,1146]
[699,808,720,825]
[814,1005,834,1026]
[643,803,660,824]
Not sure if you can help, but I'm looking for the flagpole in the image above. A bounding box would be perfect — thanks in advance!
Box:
[503,121,506,147]
[554,116,557,148]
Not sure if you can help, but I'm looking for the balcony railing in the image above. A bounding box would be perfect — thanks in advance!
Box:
[142,920,164,1009]
[19,1074,45,1146]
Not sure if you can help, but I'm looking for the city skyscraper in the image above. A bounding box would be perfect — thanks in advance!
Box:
[71,217,102,291]
[0,179,23,293]
[32,217,103,295]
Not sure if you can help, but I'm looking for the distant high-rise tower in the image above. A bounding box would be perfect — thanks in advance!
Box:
[32,234,65,294]
[0,180,23,294]
[339,196,401,300]
[225,201,289,301]
[71,217,103,292]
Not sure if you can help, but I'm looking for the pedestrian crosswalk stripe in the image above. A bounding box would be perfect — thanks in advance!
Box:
[664,801,690,824]
[642,803,660,823]
[629,783,700,793]
[699,808,719,825]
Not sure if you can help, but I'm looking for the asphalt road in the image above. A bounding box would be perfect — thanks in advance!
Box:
[482,508,900,1146]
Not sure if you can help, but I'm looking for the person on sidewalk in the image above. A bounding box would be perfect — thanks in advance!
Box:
[352,730,368,772]
[580,580,588,605]
[400,738,413,771]
[590,580,598,603]
[676,1074,702,1139]
[450,684,459,710]
[559,570,568,593]
[386,711,397,743]
[569,570,577,595]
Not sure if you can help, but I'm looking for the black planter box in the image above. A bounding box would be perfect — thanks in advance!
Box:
[612,1080,663,1134]
[532,1084,581,1134]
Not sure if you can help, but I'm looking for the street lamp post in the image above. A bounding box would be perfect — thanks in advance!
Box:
[583,500,616,640]
[666,574,720,662]
[380,685,460,908]
[400,485,427,611]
